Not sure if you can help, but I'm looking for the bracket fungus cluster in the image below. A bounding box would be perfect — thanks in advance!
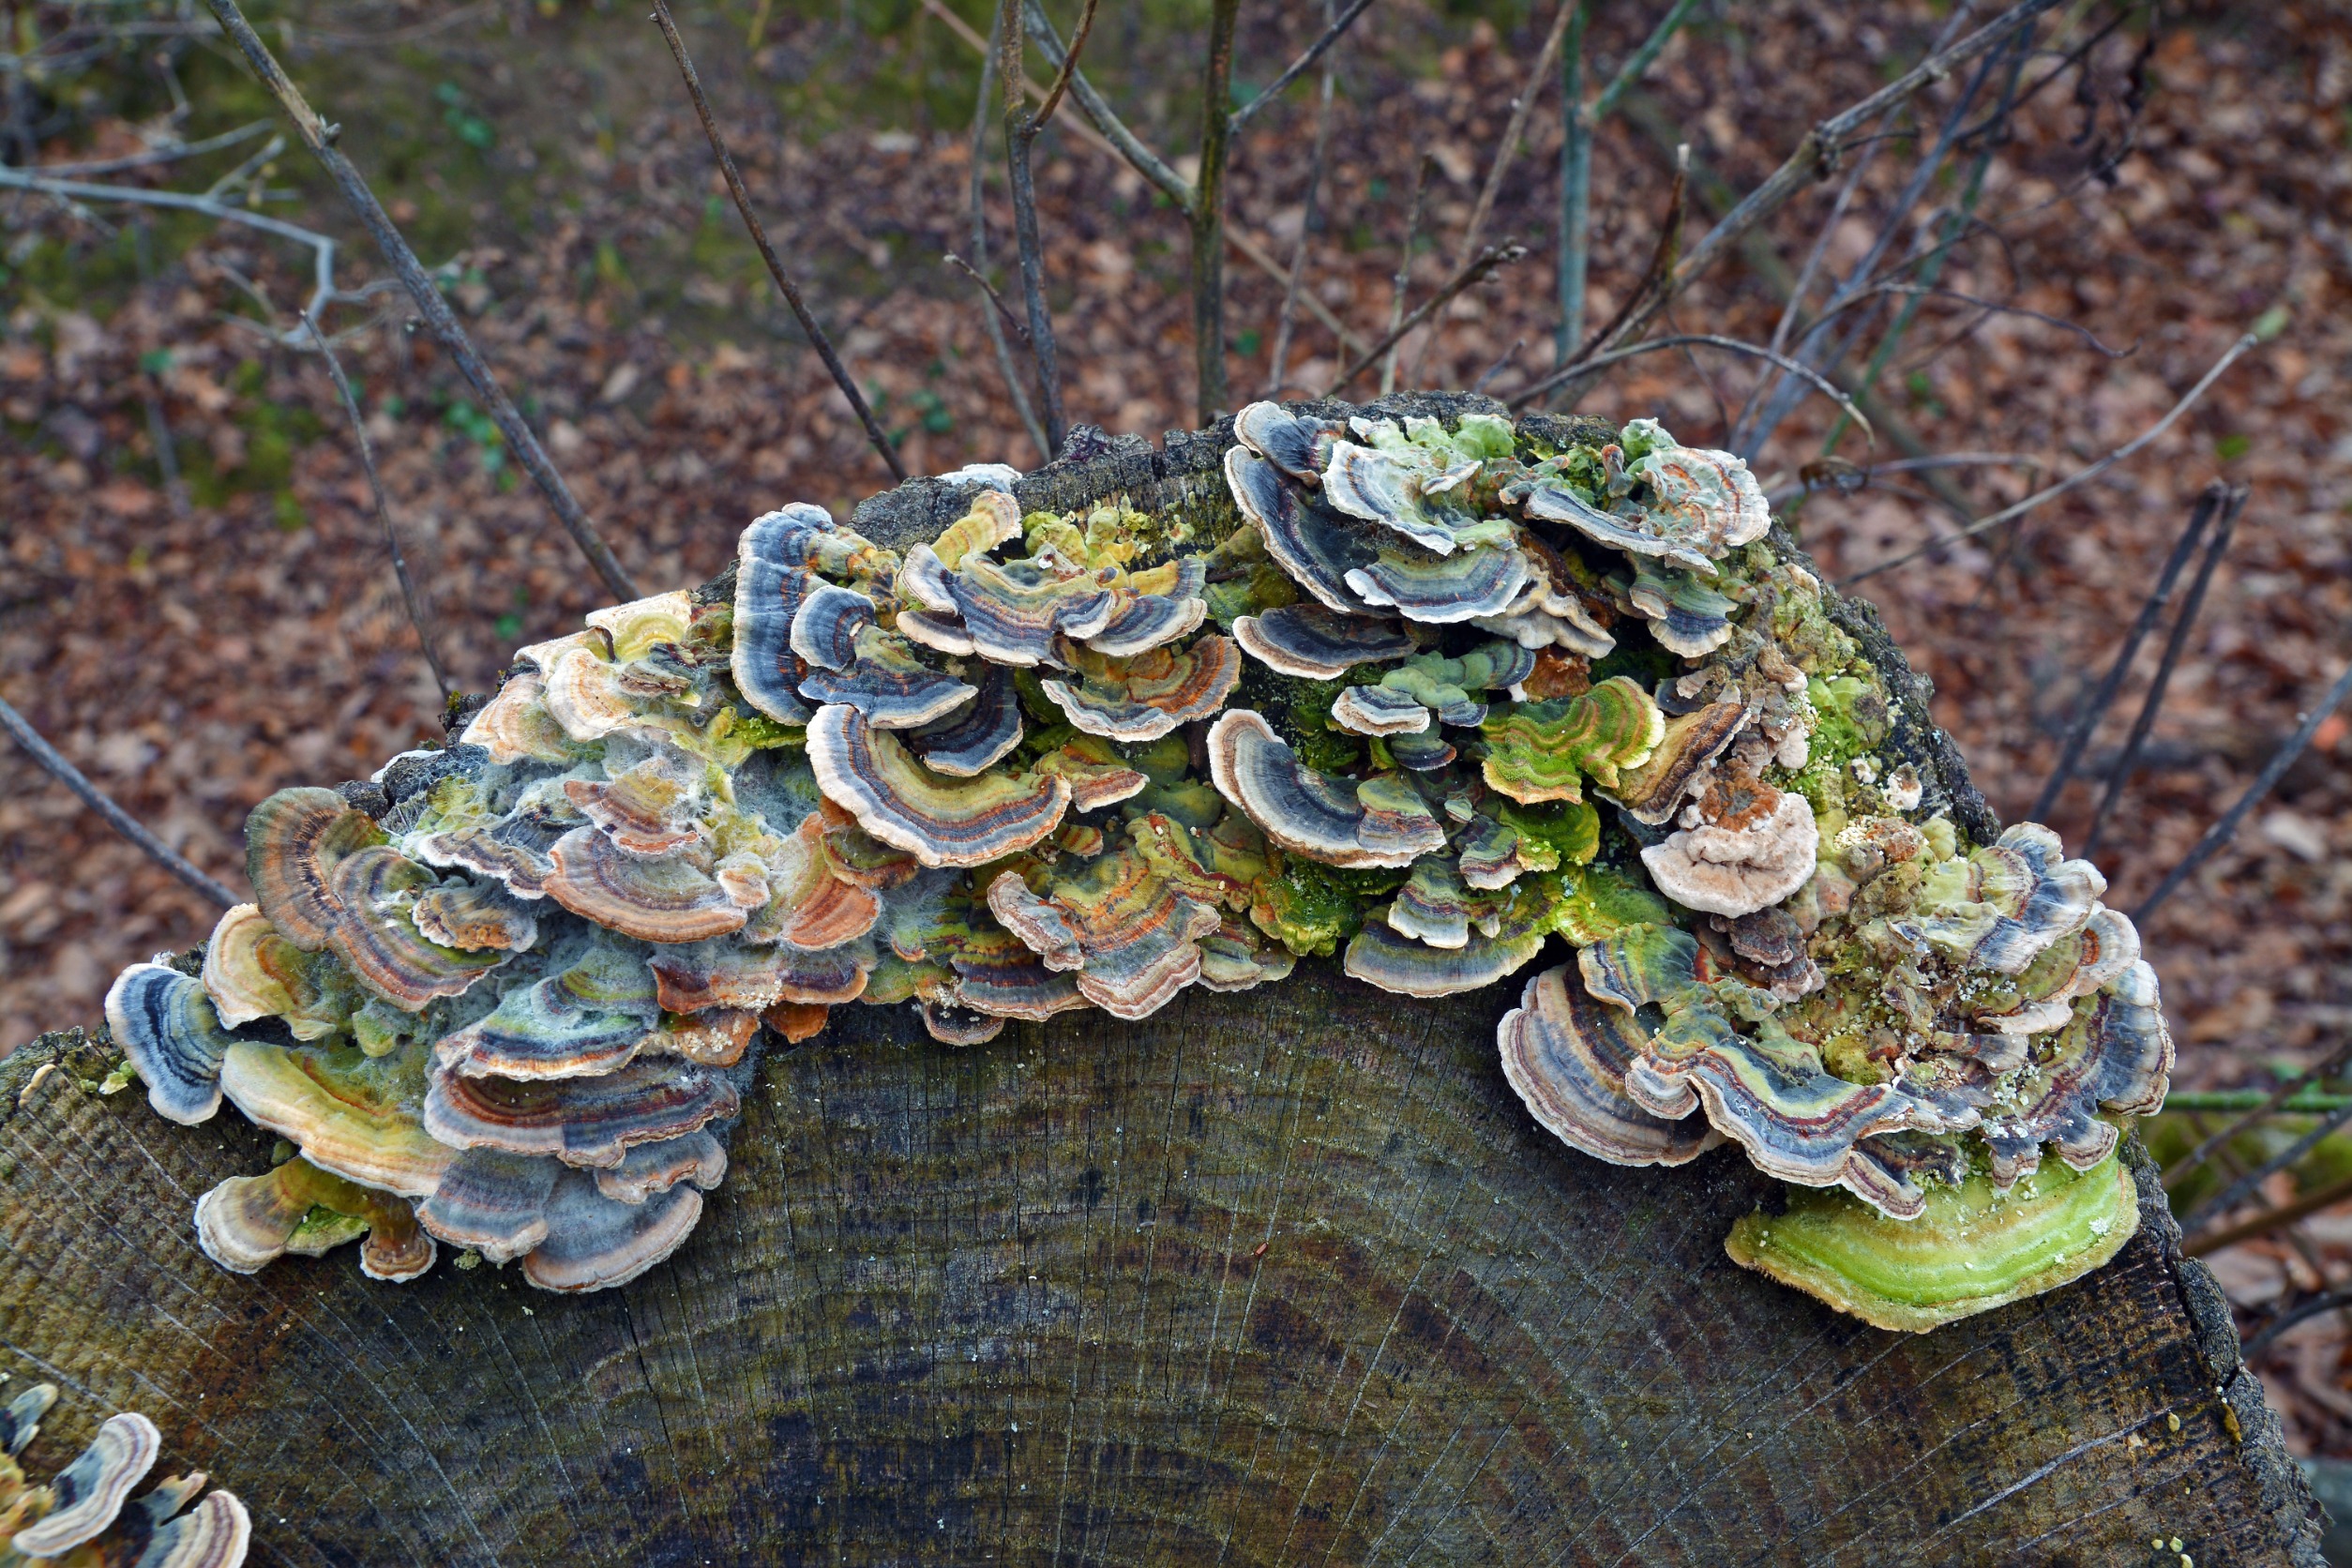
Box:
[0,1385,249,1567]
[103,401,2169,1330]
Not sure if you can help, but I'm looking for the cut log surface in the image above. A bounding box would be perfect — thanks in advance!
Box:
[0,397,2326,1565]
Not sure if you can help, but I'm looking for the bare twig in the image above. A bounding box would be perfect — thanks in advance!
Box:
[33,117,271,177]
[652,0,905,482]
[2183,1097,2352,1239]
[2244,1284,2352,1361]
[1327,241,1526,398]
[2135,656,2352,925]
[957,42,1048,460]
[0,166,350,340]
[1839,330,2258,585]
[1192,0,1244,421]
[1454,0,1577,276]
[1508,332,1874,442]
[2080,484,2244,859]
[199,0,640,599]
[1470,337,1528,393]
[0,696,239,908]
[1032,0,1099,130]
[1228,0,1378,133]
[302,313,451,699]
[944,253,1031,344]
[1020,0,1194,210]
[998,0,1067,450]
[1265,0,1341,398]
[1378,155,1436,397]
[1584,0,2063,369]
[2187,1169,2352,1259]
[2164,1038,2352,1194]
[2027,484,2222,822]
[1553,1,1590,369]
[1764,451,2043,506]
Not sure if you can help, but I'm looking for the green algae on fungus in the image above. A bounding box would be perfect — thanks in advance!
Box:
[1725,1146,2140,1334]
[102,401,2170,1325]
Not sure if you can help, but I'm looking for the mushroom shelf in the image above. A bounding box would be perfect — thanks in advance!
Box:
[101,398,2169,1329]
[17,395,2322,1563]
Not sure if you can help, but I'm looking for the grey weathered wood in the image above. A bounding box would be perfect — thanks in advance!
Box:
[0,397,2325,1564]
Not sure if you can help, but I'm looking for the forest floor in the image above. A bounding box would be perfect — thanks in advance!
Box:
[6,0,2352,1453]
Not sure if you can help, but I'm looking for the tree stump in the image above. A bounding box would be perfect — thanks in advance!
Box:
[0,400,2326,1564]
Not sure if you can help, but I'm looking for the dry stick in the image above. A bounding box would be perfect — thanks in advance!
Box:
[2079,485,2245,861]
[1191,0,1244,422]
[0,696,239,907]
[996,0,1067,451]
[2134,656,2352,926]
[1327,243,1526,399]
[34,117,272,176]
[2026,484,2222,822]
[652,1,904,483]
[1227,0,1378,133]
[1555,0,1700,373]
[2187,1165,2352,1259]
[1839,330,2259,586]
[0,166,351,340]
[1507,333,1873,439]
[1546,143,1690,393]
[1738,19,2007,459]
[2164,1037,2352,1195]
[1401,0,1576,389]
[1030,0,1099,130]
[303,312,451,699]
[1553,1,1589,368]
[1763,452,2043,506]
[1568,0,2063,381]
[1263,0,1339,399]
[199,0,637,601]
[2243,1283,2352,1361]
[927,0,1365,360]
[2182,1097,2352,1237]
[1377,155,1436,396]
[1021,0,1193,208]
[957,42,1048,460]
[1814,31,2031,457]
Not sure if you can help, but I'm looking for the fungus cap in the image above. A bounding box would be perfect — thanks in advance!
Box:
[1499,964,1718,1167]
[1331,686,1431,737]
[423,1056,741,1169]
[904,666,1023,777]
[1639,784,1818,917]
[417,1148,559,1263]
[789,582,878,671]
[1231,604,1415,680]
[195,1155,435,1282]
[807,704,1070,868]
[595,1130,729,1206]
[1223,446,1376,614]
[106,962,235,1126]
[520,1171,703,1292]
[1040,635,1242,744]
[1343,914,1546,997]
[544,828,750,944]
[218,1040,455,1198]
[9,1412,159,1557]
[1205,710,1444,868]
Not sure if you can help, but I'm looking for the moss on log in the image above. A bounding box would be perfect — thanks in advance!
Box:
[0,398,2327,1563]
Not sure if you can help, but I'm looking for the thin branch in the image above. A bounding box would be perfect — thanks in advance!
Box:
[2181,1096,2352,1237]
[652,0,905,482]
[2164,1037,2352,1193]
[1508,332,1875,442]
[1265,0,1340,399]
[1586,0,2064,369]
[1327,241,1525,398]
[1020,0,1195,212]
[957,34,1048,460]
[1376,154,1436,397]
[0,165,348,342]
[1228,0,1378,133]
[1873,282,2136,358]
[2244,1284,2352,1361]
[1545,142,1691,393]
[1764,451,2044,506]
[2134,655,2352,925]
[943,253,1031,343]
[1032,0,1098,130]
[0,696,239,908]
[1454,0,1577,276]
[1839,330,2258,586]
[302,312,451,699]
[1229,225,1367,360]
[999,0,1068,449]
[199,0,640,600]
[1554,1,1590,369]
[2186,1169,2352,1259]
[33,117,271,176]
[2080,484,2244,860]
[1470,337,1527,393]
[1192,0,1244,421]
[2027,484,2221,822]
[1590,0,1700,121]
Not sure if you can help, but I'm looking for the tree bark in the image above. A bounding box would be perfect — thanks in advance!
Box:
[0,397,2327,1564]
